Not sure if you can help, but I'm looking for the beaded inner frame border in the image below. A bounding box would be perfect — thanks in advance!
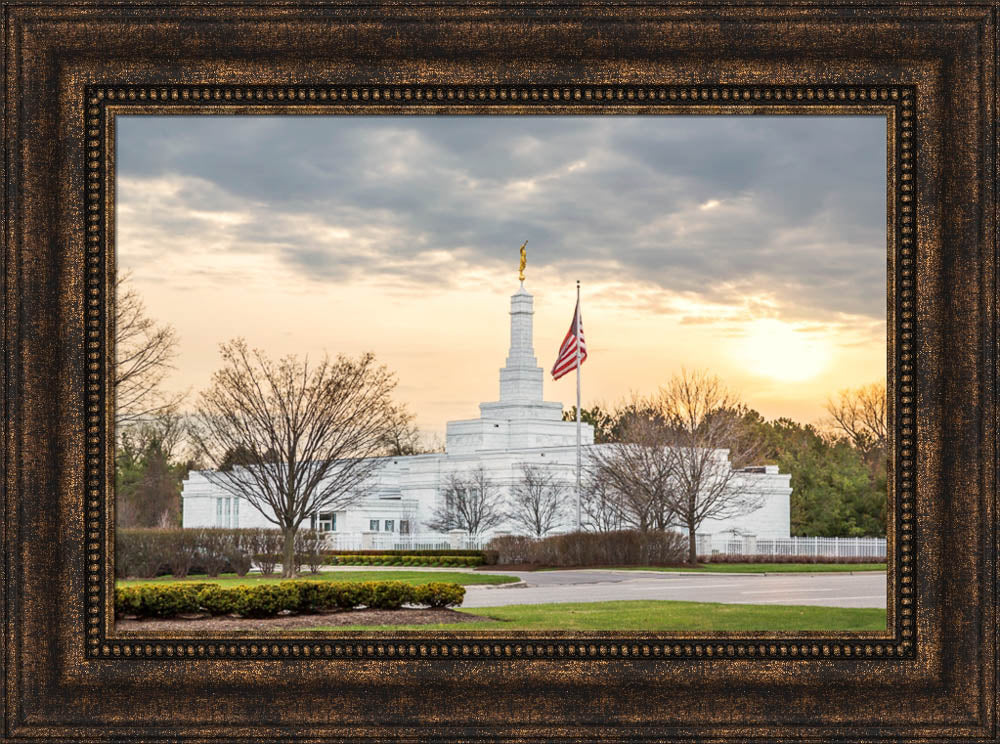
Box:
[84,84,915,662]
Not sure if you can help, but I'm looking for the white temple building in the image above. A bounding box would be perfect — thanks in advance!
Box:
[181,283,792,549]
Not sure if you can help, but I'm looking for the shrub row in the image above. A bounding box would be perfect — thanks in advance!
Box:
[488,530,689,567]
[116,528,326,579]
[324,554,484,567]
[323,549,497,564]
[699,553,886,564]
[116,580,466,619]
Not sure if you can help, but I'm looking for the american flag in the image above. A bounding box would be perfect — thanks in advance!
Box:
[551,299,587,380]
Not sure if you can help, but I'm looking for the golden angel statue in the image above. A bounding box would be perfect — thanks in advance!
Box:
[518,240,528,282]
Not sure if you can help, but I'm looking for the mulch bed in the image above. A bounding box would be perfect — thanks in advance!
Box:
[116,607,493,632]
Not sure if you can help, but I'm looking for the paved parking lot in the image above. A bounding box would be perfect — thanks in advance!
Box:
[319,565,887,609]
[461,569,887,609]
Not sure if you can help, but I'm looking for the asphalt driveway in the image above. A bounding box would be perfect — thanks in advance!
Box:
[461,569,887,609]
[320,565,888,609]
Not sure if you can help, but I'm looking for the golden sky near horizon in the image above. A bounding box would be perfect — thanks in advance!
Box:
[116,115,887,441]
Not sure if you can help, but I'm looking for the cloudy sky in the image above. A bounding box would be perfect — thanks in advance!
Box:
[116,114,887,440]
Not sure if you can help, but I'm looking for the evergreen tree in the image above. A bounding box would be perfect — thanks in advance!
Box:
[115,413,190,528]
[742,413,885,537]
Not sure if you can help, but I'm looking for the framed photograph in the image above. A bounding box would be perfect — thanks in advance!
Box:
[110,113,891,637]
[2,2,996,742]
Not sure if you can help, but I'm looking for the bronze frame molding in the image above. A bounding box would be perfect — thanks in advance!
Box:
[4,4,997,742]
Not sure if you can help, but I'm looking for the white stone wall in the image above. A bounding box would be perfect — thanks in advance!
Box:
[182,446,793,541]
[696,467,793,539]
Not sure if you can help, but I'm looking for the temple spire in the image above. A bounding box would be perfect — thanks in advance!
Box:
[498,283,544,403]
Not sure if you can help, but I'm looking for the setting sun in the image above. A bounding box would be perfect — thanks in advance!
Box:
[731,319,832,382]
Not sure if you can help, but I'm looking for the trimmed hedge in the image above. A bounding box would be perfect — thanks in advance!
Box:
[116,528,322,579]
[324,554,484,568]
[323,549,495,560]
[115,583,213,618]
[488,530,688,567]
[115,580,465,619]
[411,582,468,608]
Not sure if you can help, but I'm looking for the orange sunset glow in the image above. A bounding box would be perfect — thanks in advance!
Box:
[116,115,887,439]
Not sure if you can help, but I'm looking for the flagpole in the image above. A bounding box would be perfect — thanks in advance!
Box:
[575,280,582,532]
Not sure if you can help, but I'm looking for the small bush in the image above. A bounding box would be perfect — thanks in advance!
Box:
[295,529,325,574]
[192,528,228,577]
[116,529,171,579]
[412,582,465,608]
[229,583,301,618]
[331,582,368,609]
[365,581,413,609]
[196,585,238,615]
[165,529,200,578]
[223,529,255,577]
[283,580,342,613]
[115,586,144,616]
[115,583,212,618]
[252,529,283,576]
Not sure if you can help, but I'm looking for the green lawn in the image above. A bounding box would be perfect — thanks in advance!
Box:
[600,563,887,574]
[117,570,520,588]
[305,599,887,632]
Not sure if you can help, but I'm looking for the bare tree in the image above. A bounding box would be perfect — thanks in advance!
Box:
[824,381,887,470]
[118,405,187,464]
[656,370,765,564]
[579,466,626,533]
[420,431,446,454]
[425,467,507,536]
[587,398,678,532]
[378,404,443,455]
[114,272,185,427]
[507,463,569,537]
[189,339,399,577]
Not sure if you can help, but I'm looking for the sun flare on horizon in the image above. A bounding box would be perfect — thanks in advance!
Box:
[730,318,833,383]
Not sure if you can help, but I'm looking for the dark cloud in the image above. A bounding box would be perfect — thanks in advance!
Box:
[117,114,886,321]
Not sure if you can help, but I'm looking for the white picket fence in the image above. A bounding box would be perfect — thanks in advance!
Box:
[319,531,885,559]
[696,534,886,560]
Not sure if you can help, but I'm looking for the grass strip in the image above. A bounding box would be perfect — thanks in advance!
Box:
[304,598,887,632]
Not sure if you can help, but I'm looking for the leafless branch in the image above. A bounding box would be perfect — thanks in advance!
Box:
[424,466,507,536]
[823,381,887,463]
[656,369,766,563]
[114,272,186,427]
[507,463,569,537]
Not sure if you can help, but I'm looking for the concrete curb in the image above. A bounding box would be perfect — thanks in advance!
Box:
[466,580,528,590]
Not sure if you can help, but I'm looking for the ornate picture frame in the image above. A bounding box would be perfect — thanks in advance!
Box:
[2,2,996,741]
